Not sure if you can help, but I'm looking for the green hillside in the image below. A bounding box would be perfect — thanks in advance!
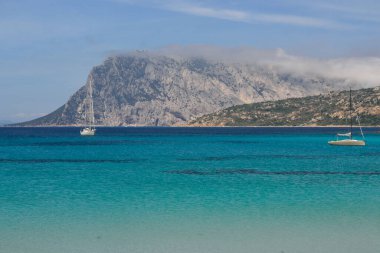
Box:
[190,87,380,126]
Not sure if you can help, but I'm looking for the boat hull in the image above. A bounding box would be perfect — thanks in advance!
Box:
[80,128,96,136]
[328,139,365,146]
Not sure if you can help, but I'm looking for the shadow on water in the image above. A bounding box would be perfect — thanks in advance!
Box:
[211,140,261,144]
[177,156,244,161]
[164,168,380,176]
[176,153,375,162]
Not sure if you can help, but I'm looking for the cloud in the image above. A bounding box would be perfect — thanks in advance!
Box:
[166,3,251,22]
[170,3,348,29]
[148,45,380,88]
[266,54,380,87]
[304,2,380,23]
[113,0,349,29]
[252,13,348,29]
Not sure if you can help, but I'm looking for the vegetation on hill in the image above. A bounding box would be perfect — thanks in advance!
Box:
[190,87,380,126]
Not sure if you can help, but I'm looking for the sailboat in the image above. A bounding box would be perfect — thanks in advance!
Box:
[328,88,365,146]
[80,76,96,136]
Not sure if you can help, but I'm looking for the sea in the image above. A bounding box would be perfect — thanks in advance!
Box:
[0,127,379,253]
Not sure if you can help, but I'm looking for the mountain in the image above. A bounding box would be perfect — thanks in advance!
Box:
[17,52,354,126]
[189,87,380,126]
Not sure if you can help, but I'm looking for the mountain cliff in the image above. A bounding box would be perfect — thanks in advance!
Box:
[189,87,380,126]
[18,53,352,126]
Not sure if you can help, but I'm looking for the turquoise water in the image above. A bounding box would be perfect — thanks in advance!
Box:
[1,127,380,253]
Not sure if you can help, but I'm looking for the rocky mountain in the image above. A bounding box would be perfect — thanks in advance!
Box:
[189,87,380,126]
[18,52,354,126]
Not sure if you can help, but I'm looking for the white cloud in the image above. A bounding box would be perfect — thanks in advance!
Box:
[283,0,380,24]
[166,3,250,22]
[112,0,349,29]
[152,45,380,88]
[253,13,348,29]
[168,3,348,28]
[271,56,380,88]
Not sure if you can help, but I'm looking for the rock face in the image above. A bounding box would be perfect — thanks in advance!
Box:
[20,53,350,126]
[190,87,380,126]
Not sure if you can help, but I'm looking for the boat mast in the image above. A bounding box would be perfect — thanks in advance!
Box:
[349,88,352,139]
[88,75,95,128]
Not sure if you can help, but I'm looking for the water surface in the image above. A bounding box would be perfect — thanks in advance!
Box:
[1,127,379,253]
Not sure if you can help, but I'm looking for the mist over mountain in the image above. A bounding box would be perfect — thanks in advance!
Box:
[17,49,368,126]
[155,46,380,88]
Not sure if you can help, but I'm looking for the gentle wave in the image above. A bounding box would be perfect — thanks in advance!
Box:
[176,154,352,161]
[164,168,380,176]
[0,140,158,147]
[0,158,143,163]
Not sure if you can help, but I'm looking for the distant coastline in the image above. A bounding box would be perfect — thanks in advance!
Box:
[2,124,379,128]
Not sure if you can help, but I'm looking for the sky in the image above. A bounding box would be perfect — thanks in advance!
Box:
[1,0,380,122]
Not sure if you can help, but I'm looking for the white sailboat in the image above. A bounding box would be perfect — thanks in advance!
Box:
[80,76,96,136]
[328,89,365,146]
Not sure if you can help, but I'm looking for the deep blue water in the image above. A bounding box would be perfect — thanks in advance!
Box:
[1,127,380,253]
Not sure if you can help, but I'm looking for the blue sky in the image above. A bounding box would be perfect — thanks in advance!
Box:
[1,0,380,122]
